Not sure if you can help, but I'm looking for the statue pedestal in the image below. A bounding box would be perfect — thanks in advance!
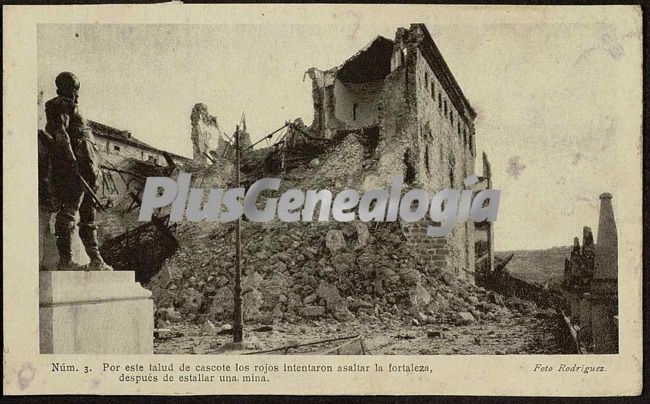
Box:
[40,271,153,354]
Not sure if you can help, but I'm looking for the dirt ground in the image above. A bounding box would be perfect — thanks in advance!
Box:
[154,311,562,355]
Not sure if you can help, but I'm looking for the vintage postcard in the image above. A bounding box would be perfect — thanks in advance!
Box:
[3,3,643,396]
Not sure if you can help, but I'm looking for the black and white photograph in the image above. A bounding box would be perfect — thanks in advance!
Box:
[4,3,643,396]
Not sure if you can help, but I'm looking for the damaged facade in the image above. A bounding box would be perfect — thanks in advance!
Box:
[191,103,252,165]
[88,120,191,203]
[300,24,480,281]
[474,152,495,278]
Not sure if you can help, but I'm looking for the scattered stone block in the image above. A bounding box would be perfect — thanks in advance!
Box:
[415,311,428,323]
[396,332,416,340]
[300,306,325,318]
[408,284,432,307]
[154,329,172,339]
[440,271,457,287]
[167,308,182,323]
[219,341,255,352]
[354,222,370,249]
[467,295,479,305]
[427,330,443,338]
[200,320,216,334]
[303,293,318,304]
[325,230,346,254]
[243,289,263,320]
[217,324,233,335]
[455,311,476,325]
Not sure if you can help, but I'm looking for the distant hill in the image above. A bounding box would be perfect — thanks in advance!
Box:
[496,246,572,286]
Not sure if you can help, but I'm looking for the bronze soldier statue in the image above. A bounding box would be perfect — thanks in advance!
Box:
[44,72,112,271]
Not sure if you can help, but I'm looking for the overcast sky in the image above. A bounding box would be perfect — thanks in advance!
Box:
[37,9,641,251]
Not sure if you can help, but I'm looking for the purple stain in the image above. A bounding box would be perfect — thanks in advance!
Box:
[506,156,526,179]
[18,363,35,390]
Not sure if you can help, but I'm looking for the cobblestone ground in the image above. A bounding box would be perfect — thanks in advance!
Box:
[154,312,562,355]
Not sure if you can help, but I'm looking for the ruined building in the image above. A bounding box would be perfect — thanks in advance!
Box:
[191,103,251,165]
[140,25,523,330]
[300,24,481,281]
[562,193,619,354]
[191,103,224,165]
[87,120,191,202]
[473,152,495,278]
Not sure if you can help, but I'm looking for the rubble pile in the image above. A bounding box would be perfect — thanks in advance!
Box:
[148,217,554,329]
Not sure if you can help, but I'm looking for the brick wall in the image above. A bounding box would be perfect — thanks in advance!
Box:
[401,221,449,269]
[412,43,476,281]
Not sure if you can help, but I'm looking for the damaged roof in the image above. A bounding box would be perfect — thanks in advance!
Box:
[327,25,476,122]
[332,35,394,83]
[88,120,191,162]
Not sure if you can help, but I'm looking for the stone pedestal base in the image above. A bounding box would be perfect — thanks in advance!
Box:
[40,271,153,354]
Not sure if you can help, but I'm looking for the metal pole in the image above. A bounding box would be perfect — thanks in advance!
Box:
[233,125,244,343]
[484,153,495,276]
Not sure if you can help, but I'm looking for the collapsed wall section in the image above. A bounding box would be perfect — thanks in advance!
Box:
[332,79,383,129]
[191,103,222,165]
[306,36,393,139]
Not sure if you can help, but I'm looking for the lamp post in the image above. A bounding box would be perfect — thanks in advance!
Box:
[232,125,243,343]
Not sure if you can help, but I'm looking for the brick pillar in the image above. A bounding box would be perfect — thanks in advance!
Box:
[591,192,618,354]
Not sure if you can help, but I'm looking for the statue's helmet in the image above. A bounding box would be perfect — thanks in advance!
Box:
[55,72,80,93]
